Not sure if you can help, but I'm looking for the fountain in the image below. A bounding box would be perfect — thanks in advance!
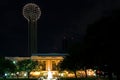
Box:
[47,69,53,80]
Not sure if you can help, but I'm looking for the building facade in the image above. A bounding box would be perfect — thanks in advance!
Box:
[5,53,68,78]
[5,53,96,79]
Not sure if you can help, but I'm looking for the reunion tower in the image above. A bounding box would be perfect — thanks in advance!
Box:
[23,3,41,56]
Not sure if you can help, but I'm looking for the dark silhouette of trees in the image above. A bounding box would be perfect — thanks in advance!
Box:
[59,55,81,78]
[81,9,120,80]
[61,9,120,80]
[60,41,89,78]
[0,57,5,77]
[0,57,16,78]
[17,59,38,79]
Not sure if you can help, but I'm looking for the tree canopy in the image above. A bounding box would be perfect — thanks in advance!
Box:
[17,59,38,78]
[60,9,120,80]
[0,57,16,77]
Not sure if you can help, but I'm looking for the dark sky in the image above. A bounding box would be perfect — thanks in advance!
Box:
[0,0,118,56]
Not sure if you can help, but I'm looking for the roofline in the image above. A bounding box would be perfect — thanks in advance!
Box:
[32,53,68,56]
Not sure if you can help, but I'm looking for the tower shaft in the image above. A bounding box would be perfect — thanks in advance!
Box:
[23,3,41,56]
[28,19,37,56]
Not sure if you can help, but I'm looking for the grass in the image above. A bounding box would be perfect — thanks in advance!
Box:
[0,78,37,80]
[59,77,109,80]
[0,77,109,80]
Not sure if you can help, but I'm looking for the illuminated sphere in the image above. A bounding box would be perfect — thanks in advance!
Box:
[23,3,41,21]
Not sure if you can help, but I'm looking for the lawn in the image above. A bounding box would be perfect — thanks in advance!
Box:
[60,77,109,80]
[0,78,37,80]
[0,77,109,80]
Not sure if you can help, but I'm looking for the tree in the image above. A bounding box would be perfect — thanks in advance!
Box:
[0,57,16,78]
[17,59,38,79]
[60,42,84,78]
[61,37,91,78]
[81,9,120,80]
[61,9,120,80]
[59,55,80,78]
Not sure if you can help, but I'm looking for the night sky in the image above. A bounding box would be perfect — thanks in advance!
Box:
[0,0,119,56]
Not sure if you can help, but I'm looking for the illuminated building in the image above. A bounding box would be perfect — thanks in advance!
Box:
[5,55,96,78]
[5,53,67,78]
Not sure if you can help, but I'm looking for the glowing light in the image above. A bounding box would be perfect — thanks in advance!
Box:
[11,73,14,75]
[61,73,64,77]
[68,73,75,77]
[24,73,27,77]
[52,72,55,75]
[13,61,16,64]
[47,68,53,80]
[23,3,41,21]
[16,72,19,74]
[93,73,96,76]
[86,69,96,77]
[64,70,68,74]
[33,71,40,76]
[5,73,7,76]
